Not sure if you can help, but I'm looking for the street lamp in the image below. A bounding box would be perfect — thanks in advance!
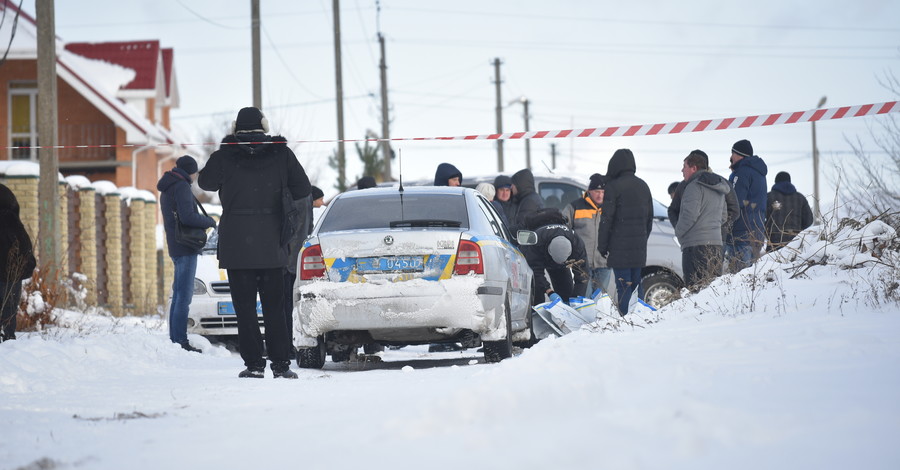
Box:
[811,95,826,221]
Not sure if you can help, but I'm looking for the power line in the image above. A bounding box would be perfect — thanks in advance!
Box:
[394,38,900,61]
[389,6,900,33]
[175,0,243,30]
[261,24,325,99]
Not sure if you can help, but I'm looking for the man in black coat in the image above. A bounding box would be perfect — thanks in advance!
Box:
[198,107,311,379]
[157,156,216,353]
[597,149,654,316]
[766,171,814,251]
[522,208,589,305]
[0,183,36,342]
[510,168,544,233]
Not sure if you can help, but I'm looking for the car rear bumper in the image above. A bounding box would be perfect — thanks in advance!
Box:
[294,277,507,347]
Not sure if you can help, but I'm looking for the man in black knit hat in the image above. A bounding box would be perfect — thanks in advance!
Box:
[199,107,311,379]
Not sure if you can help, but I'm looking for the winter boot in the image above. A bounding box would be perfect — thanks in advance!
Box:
[271,360,298,379]
[238,368,265,379]
[180,341,202,353]
[272,368,298,379]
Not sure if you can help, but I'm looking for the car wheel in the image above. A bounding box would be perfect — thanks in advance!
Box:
[641,271,682,309]
[513,309,537,349]
[296,336,326,369]
[483,298,513,363]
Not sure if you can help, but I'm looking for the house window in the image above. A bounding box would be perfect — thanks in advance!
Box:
[9,82,38,160]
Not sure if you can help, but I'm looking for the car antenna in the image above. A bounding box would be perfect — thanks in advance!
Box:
[397,148,404,193]
[398,148,405,220]
[541,160,555,174]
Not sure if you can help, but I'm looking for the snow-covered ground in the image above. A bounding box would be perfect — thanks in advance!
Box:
[2,219,899,470]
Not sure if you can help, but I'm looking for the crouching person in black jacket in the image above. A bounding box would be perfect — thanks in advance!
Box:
[199,107,311,379]
[521,208,589,305]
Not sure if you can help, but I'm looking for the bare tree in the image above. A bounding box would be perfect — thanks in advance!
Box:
[836,71,900,225]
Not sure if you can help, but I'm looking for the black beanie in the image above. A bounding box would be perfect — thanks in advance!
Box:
[234,107,267,133]
[731,139,753,158]
[357,176,376,189]
[775,171,791,183]
[588,173,607,191]
[311,185,324,200]
[176,155,198,174]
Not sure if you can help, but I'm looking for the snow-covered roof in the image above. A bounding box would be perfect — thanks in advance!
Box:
[0,2,170,145]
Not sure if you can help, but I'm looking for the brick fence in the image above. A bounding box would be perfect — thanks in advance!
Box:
[2,172,171,316]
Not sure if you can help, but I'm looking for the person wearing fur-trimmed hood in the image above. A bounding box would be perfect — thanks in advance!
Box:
[199,107,311,379]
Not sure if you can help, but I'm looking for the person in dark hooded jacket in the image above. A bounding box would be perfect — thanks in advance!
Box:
[510,168,544,233]
[433,163,462,186]
[597,149,653,315]
[766,171,813,251]
[0,183,36,342]
[198,107,311,379]
[158,156,217,352]
[726,139,768,272]
[522,208,589,304]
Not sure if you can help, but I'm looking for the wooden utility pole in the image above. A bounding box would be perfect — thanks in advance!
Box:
[332,0,346,189]
[36,0,60,277]
[522,98,531,170]
[493,58,504,172]
[550,143,557,170]
[251,0,262,109]
[378,33,392,181]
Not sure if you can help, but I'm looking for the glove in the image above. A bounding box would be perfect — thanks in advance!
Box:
[548,293,562,303]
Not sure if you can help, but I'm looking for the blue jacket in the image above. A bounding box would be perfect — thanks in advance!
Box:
[728,154,768,245]
[158,167,216,258]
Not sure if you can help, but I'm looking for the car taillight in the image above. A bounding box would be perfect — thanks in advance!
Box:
[299,244,326,280]
[454,239,484,275]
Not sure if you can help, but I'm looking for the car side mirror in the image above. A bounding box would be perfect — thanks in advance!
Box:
[517,230,537,246]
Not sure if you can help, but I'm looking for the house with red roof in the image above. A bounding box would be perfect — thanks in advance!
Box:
[0,2,184,194]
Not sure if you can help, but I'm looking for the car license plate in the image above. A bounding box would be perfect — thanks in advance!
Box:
[356,256,424,273]
[217,301,263,315]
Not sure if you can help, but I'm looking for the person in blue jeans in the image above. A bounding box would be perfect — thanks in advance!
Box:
[158,156,216,352]
[596,149,654,316]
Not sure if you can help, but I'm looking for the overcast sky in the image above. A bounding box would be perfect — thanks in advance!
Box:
[50,0,900,206]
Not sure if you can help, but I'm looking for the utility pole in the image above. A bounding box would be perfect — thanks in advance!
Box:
[550,143,557,170]
[811,95,826,221]
[378,32,392,181]
[522,97,531,170]
[492,58,504,172]
[36,0,60,277]
[332,0,346,190]
[251,0,261,109]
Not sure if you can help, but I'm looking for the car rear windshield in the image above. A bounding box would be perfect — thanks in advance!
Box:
[318,193,469,233]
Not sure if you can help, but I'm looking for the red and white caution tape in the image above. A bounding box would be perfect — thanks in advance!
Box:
[389,100,899,142]
[5,101,897,150]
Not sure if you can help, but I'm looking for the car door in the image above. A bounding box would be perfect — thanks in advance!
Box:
[474,195,531,329]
